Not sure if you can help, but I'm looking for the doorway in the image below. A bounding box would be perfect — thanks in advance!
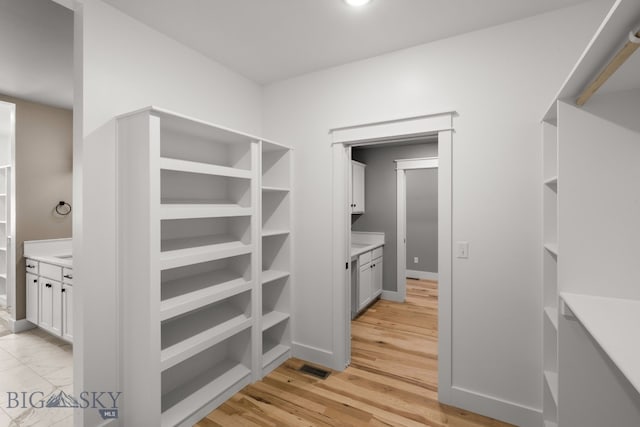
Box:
[330,112,454,404]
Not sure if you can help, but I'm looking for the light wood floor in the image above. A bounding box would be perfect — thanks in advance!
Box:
[196,279,513,426]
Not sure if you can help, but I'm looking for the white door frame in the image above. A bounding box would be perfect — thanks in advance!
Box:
[330,111,454,404]
[395,157,438,302]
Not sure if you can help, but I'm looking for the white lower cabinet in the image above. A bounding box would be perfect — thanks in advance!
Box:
[27,258,72,342]
[355,246,384,314]
[62,284,73,341]
[26,272,38,323]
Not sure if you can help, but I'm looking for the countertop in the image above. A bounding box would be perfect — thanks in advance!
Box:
[351,243,384,260]
[26,254,73,268]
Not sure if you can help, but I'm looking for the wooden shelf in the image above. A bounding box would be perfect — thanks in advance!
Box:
[160,235,251,270]
[161,305,251,371]
[262,229,290,238]
[262,270,290,285]
[160,271,251,321]
[261,310,289,332]
[161,360,251,427]
[544,176,558,191]
[160,204,251,220]
[544,307,558,330]
[262,186,290,193]
[262,342,290,369]
[544,243,558,257]
[544,370,559,406]
[160,157,251,179]
[561,292,640,396]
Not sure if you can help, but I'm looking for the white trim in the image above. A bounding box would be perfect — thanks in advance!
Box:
[331,112,453,145]
[331,113,454,409]
[292,342,334,370]
[450,386,542,427]
[406,270,439,281]
[9,318,36,333]
[396,169,407,302]
[381,290,404,302]
[51,0,75,10]
[395,157,439,170]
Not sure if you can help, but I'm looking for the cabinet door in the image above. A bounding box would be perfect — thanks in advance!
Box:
[372,256,383,297]
[51,281,62,335]
[62,285,73,341]
[38,279,53,330]
[352,162,365,214]
[26,273,38,323]
[358,264,371,311]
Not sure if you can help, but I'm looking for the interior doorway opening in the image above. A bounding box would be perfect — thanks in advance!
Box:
[330,112,454,404]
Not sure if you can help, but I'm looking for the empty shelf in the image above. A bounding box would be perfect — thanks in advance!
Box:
[262,229,290,238]
[262,342,290,369]
[262,186,290,193]
[160,157,251,179]
[544,370,558,406]
[161,360,250,427]
[544,307,558,330]
[161,305,251,371]
[161,272,251,321]
[544,243,558,257]
[262,270,290,285]
[160,204,251,220]
[561,292,640,396]
[160,235,251,270]
[262,311,289,332]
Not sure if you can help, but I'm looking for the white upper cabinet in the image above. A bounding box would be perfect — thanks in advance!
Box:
[351,161,365,214]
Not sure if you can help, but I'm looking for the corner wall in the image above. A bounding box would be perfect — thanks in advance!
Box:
[77,1,263,425]
[261,2,609,425]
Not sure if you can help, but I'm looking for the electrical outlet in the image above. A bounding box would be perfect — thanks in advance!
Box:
[413,257,419,264]
[456,241,469,259]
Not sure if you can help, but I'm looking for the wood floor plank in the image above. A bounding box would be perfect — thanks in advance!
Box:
[196,279,514,427]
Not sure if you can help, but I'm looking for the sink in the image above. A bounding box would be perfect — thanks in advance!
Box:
[55,255,73,260]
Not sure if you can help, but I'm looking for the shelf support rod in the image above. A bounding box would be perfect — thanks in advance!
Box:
[576,27,640,107]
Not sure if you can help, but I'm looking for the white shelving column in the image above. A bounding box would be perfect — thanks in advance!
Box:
[541,120,559,427]
[117,108,259,427]
[0,166,9,307]
[260,141,293,377]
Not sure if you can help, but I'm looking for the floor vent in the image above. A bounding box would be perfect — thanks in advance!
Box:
[299,364,331,379]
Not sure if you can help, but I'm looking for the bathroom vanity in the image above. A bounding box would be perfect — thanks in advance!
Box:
[24,238,73,342]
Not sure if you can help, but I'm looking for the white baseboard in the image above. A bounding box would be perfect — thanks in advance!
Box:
[406,269,438,281]
[450,385,541,427]
[292,342,336,371]
[381,290,404,302]
[10,318,36,333]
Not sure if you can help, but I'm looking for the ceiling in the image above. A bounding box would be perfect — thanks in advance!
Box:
[104,0,591,84]
[0,0,73,109]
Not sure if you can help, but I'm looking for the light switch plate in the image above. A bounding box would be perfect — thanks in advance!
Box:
[413,257,419,263]
[456,241,469,258]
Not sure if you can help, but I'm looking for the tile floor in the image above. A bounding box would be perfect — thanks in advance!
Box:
[0,309,73,427]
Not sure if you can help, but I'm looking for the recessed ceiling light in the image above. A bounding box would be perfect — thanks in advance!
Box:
[345,0,371,7]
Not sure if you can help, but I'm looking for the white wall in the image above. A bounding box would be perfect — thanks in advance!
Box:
[261,2,608,425]
[77,1,262,425]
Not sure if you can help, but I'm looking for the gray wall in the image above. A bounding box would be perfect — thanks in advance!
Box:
[352,142,437,292]
[406,168,438,273]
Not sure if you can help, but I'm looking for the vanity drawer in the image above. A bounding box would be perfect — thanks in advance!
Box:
[25,259,39,274]
[39,262,62,281]
[62,268,73,285]
[358,251,371,266]
[372,247,383,260]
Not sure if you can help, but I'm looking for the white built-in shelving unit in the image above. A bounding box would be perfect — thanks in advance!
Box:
[541,1,640,426]
[260,141,292,377]
[541,121,559,427]
[117,107,293,426]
